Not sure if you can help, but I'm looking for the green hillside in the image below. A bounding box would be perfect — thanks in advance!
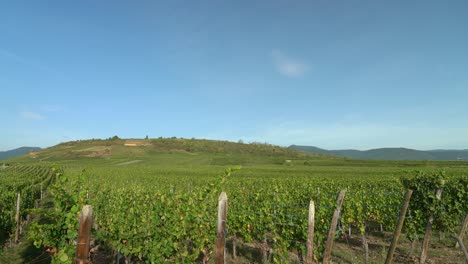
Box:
[9,137,326,166]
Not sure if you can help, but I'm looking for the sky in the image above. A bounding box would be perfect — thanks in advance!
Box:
[1,0,468,151]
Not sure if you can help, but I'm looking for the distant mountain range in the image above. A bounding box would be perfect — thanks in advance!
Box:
[0,147,41,161]
[289,145,468,161]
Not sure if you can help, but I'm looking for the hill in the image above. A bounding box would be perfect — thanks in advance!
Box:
[8,138,325,165]
[0,147,41,161]
[289,145,468,161]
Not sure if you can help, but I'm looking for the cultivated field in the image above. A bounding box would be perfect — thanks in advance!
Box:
[1,138,467,263]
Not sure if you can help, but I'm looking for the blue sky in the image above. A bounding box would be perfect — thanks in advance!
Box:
[1,0,467,151]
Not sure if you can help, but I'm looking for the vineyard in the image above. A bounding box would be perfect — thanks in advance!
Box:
[1,139,468,263]
[77,167,468,263]
[0,165,53,243]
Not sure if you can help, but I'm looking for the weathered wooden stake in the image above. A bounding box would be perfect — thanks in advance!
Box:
[420,187,443,264]
[233,235,237,260]
[336,190,345,209]
[306,200,315,264]
[262,236,268,264]
[456,215,468,248]
[322,190,346,264]
[385,189,413,264]
[15,193,21,243]
[451,234,468,263]
[216,192,228,264]
[409,240,417,257]
[362,232,369,264]
[75,205,93,264]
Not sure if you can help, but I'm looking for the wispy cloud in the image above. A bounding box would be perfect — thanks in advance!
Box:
[20,111,45,121]
[0,47,60,75]
[271,50,310,77]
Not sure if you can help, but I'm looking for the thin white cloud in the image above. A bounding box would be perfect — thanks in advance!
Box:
[271,50,310,77]
[0,47,60,75]
[20,111,45,121]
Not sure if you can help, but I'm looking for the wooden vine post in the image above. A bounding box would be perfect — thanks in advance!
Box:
[451,234,468,263]
[232,235,237,260]
[420,186,443,264]
[362,232,369,264]
[456,215,468,248]
[385,189,413,264]
[75,205,94,264]
[306,200,315,264]
[15,193,21,243]
[323,190,346,264]
[216,192,228,264]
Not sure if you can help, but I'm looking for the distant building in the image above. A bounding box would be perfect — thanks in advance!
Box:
[124,139,150,147]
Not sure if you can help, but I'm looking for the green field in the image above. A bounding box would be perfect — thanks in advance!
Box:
[2,138,468,263]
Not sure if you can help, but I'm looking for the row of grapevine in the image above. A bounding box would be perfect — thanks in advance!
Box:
[0,165,53,243]
[27,165,467,263]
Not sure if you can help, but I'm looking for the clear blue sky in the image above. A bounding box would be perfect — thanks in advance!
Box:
[1,0,467,151]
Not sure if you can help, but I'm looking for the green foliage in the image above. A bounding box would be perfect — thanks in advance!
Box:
[402,170,468,241]
[3,148,467,263]
[91,166,240,262]
[29,166,89,263]
[50,162,464,262]
[0,165,52,242]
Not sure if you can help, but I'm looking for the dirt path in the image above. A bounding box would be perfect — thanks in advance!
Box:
[116,160,142,166]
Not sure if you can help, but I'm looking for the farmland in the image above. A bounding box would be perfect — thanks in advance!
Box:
[2,138,468,263]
